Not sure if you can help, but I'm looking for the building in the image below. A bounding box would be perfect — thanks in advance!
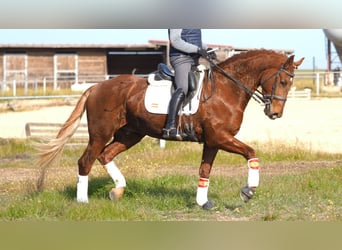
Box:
[0,42,168,93]
[0,41,293,94]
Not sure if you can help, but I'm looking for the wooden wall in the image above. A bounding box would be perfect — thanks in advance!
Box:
[78,50,107,76]
[0,45,168,90]
[0,48,108,88]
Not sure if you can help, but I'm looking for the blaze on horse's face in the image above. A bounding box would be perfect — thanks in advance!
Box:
[260,55,304,120]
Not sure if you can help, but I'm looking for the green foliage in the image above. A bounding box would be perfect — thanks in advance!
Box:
[0,138,33,158]
[0,138,341,221]
[1,167,340,221]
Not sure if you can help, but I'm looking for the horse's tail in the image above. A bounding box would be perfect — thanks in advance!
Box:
[35,86,95,191]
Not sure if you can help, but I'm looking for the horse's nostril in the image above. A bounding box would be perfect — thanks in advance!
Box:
[269,113,279,120]
[272,114,278,119]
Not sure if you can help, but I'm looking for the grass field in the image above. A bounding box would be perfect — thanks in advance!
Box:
[0,137,341,221]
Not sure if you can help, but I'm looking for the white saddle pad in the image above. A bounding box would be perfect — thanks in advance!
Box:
[144,65,206,115]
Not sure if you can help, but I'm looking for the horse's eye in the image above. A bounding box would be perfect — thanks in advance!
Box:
[280,80,287,86]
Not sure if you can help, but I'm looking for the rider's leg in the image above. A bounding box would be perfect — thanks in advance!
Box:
[162,56,193,140]
[162,88,186,140]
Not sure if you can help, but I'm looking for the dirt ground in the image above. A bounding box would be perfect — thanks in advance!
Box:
[1,97,341,184]
[0,160,340,186]
[239,97,342,154]
[1,97,341,153]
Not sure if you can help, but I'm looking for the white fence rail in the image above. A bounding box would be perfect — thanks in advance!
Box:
[0,71,340,98]
[0,73,150,97]
[1,75,112,96]
[288,87,311,100]
[294,71,342,96]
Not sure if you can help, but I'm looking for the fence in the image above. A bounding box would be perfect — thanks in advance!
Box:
[25,122,88,141]
[294,71,342,95]
[288,87,311,99]
[0,71,341,99]
[1,75,112,96]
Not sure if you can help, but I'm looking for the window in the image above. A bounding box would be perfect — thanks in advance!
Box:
[53,52,78,89]
[3,53,28,87]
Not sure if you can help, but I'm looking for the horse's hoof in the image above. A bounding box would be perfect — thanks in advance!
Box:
[240,186,255,203]
[109,187,125,201]
[202,200,215,210]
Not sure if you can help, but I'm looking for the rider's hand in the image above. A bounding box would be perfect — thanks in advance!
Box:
[197,48,209,58]
[198,48,217,60]
[207,48,217,60]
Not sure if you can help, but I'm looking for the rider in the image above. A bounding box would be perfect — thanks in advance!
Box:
[162,29,216,140]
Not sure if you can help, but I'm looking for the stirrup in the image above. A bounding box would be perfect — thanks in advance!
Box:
[162,127,183,141]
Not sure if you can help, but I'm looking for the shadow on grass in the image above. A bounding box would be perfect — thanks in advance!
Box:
[224,204,244,211]
[62,176,197,208]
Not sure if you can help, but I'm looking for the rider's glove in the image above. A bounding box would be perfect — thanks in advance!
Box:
[198,48,217,61]
[197,48,209,58]
[207,48,217,60]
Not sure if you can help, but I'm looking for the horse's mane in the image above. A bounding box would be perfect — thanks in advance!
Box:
[218,49,288,68]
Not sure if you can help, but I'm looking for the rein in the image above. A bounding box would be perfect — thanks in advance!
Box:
[204,56,294,106]
[205,59,266,104]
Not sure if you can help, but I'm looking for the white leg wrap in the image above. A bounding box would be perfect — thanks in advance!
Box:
[247,158,260,187]
[76,175,89,203]
[105,161,126,188]
[196,178,209,206]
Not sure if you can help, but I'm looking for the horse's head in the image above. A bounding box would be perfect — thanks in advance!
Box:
[260,55,304,119]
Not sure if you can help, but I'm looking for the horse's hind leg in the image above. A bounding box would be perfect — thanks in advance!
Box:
[97,129,145,201]
[76,138,109,203]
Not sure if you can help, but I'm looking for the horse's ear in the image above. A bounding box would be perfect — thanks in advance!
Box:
[293,57,305,69]
[284,55,304,70]
[283,55,295,69]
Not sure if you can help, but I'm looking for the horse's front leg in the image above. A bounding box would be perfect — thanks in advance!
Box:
[197,143,218,209]
[217,136,260,203]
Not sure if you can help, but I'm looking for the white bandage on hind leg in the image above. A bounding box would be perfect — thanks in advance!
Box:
[196,178,209,206]
[247,158,260,187]
[105,161,126,188]
[77,175,89,203]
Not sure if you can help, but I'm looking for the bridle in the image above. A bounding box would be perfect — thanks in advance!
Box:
[205,57,295,107]
[260,67,294,102]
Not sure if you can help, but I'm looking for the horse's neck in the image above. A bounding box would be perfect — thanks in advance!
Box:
[230,56,280,92]
[217,62,266,109]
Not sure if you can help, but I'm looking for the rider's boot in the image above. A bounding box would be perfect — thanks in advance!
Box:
[162,88,186,140]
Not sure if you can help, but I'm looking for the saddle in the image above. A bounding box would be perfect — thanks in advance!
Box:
[154,63,199,102]
[145,63,205,115]
[144,63,206,142]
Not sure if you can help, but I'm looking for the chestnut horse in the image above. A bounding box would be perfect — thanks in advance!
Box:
[36,50,304,209]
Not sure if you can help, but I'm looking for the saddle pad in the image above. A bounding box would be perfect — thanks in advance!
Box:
[144,65,206,115]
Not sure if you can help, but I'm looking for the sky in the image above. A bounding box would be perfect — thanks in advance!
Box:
[0,29,331,70]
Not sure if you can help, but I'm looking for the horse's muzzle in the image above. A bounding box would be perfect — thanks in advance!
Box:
[264,103,282,120]
[263,96,286,120]
[268,113,281,120]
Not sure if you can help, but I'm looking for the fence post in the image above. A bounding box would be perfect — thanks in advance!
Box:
[1,80,5,95]
[43,77,46,94]
[315,72,320,96]
[24,79,28,95]
[159,139,166,149]
[34,81,38,92]
[12,80,16,96]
